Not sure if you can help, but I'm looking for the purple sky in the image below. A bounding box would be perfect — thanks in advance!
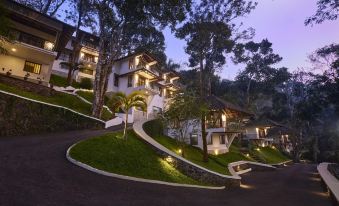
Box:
[164,0,339,80]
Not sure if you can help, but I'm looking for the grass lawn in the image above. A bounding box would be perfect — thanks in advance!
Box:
[143,121,254,175]
[50,74,80,88]
[0,82,112,121]
[251,146,290,164]
[69,130,206,186]
[76,90,109,105]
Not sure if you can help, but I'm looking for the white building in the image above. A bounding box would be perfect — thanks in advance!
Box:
[166,96,253,155]
[0,0,74,85]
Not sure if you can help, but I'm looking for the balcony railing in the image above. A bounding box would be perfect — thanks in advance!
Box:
[11,30,55,51]
[206,121,245,132]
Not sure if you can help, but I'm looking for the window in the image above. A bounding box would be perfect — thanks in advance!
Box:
[190,134,198,145]
[60,63,69,70]
[137,76,146,86]
[23,61,41,74]
[19,32,44,49]
[114,73,119,87]
[127,75,133,87]
[79,68,94,75]
[219,135,226,144]
[128,58,134,70]
[82,53,96,63]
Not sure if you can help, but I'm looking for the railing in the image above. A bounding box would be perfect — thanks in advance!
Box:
[206,121,245,132]
[11,29,55,51]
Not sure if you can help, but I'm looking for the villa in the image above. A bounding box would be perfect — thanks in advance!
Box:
[167,96,253,155]
[0,0,74,85]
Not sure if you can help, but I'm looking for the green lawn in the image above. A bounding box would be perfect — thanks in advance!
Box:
[76,90,109,105]
[143,120,255,175]
[69,130,206,186]
[251,146,290,164]
[0,82,112,121]
[50,74,80,88]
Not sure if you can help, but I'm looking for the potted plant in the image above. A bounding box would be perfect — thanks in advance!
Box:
[6,69,12,76]
[24,72,30,80]
[37,77,42,84]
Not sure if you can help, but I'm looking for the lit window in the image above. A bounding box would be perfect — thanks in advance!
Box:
[23,61,41,74]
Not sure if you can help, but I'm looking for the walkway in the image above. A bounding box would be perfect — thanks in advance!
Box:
[0,129,331,206]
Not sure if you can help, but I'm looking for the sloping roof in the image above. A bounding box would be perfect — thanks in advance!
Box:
[245,118,283,128]
[206,95,253,116]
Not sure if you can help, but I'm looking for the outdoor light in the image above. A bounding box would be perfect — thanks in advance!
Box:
[256,148,260,151]
[11,48,16,52]
[246,153,250,157]
[214,149,219,155]
[262,143,265,147]
[44,41,54,50]
[94,56,98,63]
[80,52,84,58]
[272,146,276,149]
[178,149,182,154]
[165,156,173,163]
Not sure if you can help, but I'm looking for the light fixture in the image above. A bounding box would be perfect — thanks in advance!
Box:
[11,48,16,52]
[44,41,54,50]
[178,149,182,154]
[165,156,173,163]
[256,148,260,151]
[80,52,84,58]
[246,153,250,157]
[214,149,219,155]
[94,56,98,63]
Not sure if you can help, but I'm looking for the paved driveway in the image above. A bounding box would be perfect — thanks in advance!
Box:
[0,129,331,206]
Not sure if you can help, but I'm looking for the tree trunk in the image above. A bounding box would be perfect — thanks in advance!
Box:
[199,56,208,162]
[246,77,252,108]
[124,111,128,140]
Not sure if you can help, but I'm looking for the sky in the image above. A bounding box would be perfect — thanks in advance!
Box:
[163,0,339,80]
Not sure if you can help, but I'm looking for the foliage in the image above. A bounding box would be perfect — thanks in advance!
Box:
[163,90,203,157]
[14,0,68,16]
[305,0,339,25]
[49,74,80,88]
[76,90,109,104]
[108,91,147,139]
[0,1,12,55]
[70,130,203,185]
[78,78,93,90]
[251,147,290,164]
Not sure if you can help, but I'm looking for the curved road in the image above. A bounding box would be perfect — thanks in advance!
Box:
[0,128,331,206]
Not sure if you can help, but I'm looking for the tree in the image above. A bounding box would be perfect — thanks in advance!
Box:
[108,91,147,140]
[233,39,283,107]
[15,0,67,16]
[165,59,181,71]
[0,1,12,54]
[63,0,95,85]
[163,91,202,157]
[176,0,257,162]
[91,0,192,118]
[305,0,339,25]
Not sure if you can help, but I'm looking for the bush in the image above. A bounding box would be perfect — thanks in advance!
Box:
[79,78,93,89]
[143,119,164,137]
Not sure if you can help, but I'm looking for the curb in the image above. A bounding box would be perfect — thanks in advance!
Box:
[228,161,277,177]
[66,142,226,190]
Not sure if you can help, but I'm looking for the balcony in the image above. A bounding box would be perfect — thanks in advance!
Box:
[11,30,55,52]
[135,84,160,95]
[206,121,245,133]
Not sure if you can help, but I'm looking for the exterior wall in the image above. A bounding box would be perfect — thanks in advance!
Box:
[245,127,258,139]
[0,54,52,85]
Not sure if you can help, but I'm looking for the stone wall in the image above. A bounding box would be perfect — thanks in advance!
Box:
[0,92,104,137]
[0,73,54,96]
[139,120,240,188]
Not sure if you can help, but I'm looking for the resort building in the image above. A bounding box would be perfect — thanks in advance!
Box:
[106,52,181,122]
[0,0,74,85]
[51,30,99,82]
[166,96,253,155]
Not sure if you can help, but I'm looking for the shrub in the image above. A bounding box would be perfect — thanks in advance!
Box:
[143,119,164,137]
[79,78,93,89]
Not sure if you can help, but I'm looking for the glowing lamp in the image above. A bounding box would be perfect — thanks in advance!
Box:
[11,48,16,52]
[165,156,173,163]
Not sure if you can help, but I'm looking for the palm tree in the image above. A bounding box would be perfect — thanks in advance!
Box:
[108,91,147,140]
